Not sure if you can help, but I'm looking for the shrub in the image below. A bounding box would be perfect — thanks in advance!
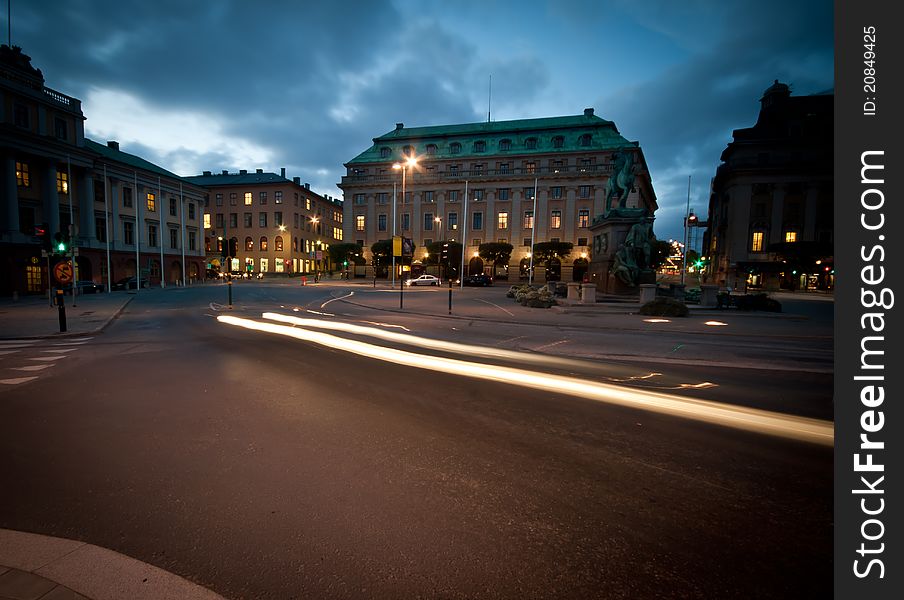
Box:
[639,297,689,317]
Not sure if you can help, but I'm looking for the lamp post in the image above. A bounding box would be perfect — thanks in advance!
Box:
[681,175,691,286]
[392,156,417,287]
[309,217,320,276]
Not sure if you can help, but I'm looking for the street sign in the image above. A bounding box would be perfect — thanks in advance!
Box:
[53,260,73,284]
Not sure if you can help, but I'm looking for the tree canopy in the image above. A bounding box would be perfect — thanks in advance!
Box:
[478,242,513,267]
[532,241,573,264]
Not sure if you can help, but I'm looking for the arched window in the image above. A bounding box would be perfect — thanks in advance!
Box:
[275,236,284,251]
[450,142,461,154]
[293,237,298,251]
[245,236,253,251]
[260,236,268,251]
[473,140,486,153]
[380,147,391,158]
[205,237,211,252]
[552,135,564,148]
[525,137,538,149]
[579,134,592,147]
[402,145,414,158]
[499,139,511,151]
[426,144,437,155]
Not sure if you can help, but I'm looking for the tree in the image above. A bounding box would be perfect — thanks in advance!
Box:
[478,242,513,270]
[370,239,392,269]
[532,241,573,265]
[328,242,364,267]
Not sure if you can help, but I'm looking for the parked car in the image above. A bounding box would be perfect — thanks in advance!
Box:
[463,273,493,286]
[62,280,104,294]
[406,274,440,286]
[111,276,147,290]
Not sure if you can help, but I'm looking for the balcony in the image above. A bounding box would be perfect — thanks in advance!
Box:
[341,164,613,187]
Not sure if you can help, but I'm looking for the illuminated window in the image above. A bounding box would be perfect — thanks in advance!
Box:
[146,192,156,212]
[497,212,508,229]
[275,191,283,204]
[260,236,268,251]
[525,161,536,174]
[751,231,764,252]
[523,211,533,229]
[785,231,798,243]
[355,215,365,231]
[16,162,30,187]
[204,214,211,229]
[244,192,252,206]
[275,236,284,251]
[56,171,69,194]
[306,198,311,210]
[245,237,253,251]
[550,210,562,229]
[578,209,590,228]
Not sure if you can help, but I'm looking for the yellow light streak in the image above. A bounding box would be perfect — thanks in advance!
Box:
[218,315,834,446]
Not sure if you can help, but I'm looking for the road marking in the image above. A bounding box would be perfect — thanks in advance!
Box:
[475,298,515,316]
[221,314,834,447]
[0,342,36,348]
[0,350,20,356]
[28,356,62,362]
[42,348,76,353]
[533,339,569,351]
[0,377,39,385]
[11,365,52,372]
[322,292,354,308]
[50,341,89,346]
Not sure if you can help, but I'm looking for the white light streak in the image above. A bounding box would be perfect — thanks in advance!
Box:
[704,321,728,326]
[219,315,834,446]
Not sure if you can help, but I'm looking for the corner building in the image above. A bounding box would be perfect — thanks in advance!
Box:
[186,170,343,276]
[339,109,656,281]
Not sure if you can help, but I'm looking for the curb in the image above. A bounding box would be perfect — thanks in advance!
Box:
[0,296,134,341]
[0,529,225,600]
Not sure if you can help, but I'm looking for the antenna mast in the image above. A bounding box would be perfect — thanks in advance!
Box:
[487,75,492,122]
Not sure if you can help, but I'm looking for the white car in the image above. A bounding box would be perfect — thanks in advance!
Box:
[406,274,440,286]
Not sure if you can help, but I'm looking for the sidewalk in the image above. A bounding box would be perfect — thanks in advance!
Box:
[0,292,134,340]
[0,529,224,600]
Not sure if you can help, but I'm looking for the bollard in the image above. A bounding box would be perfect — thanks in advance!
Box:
[56,289,67,332]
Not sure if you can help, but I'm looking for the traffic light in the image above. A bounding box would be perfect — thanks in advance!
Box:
[228,238,238,258]
[36,223,51,252]
[220,238,228,258]
[440,242,449,262]
[53,231,69,255]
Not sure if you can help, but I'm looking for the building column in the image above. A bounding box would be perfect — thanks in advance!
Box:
[109,178,119,249]
[2,155,19,235]
[78,171,96,244]
[43,162,60,237]
[769,185,786,244]
[803,185,818,240]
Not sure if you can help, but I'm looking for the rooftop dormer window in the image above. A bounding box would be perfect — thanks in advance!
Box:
[525,138,538,149]
[499,139,511,151]
[474,140,486,153]
[450,142,461,154]
[380,147,391,158]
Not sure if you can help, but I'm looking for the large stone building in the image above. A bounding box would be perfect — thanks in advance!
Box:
[0,45,207,296]
[339,109,656,281]
[704,81,833,291]
[185,170,343,276]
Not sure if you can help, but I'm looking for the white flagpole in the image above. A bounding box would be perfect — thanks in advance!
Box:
[68,155,77,306]
[158,176,164,288]
[529,176,538,285]
[460,180,468,289]
[104,164,111,292]
[134,170,140,292]
[180,182,186,285]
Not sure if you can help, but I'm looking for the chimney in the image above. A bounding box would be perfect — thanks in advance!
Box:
[395,122,404,130]
[239,169,247,175]
[221,170,229,175]
[107,140,119,150]
[256,168,263,174]
[304,183,310,190]
[203,170,212,176]
[293,176,300,184]
[281,168,286,178]
[584,108,594,117]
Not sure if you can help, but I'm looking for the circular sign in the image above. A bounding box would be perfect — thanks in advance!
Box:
[54,260,73,284]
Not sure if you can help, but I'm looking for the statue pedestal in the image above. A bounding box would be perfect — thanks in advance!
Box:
[566,282,582,302]
[639,283,657,304]
[700,284,720,307]
[588,208,655,296]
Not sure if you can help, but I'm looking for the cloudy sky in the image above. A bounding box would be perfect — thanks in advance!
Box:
[8,0,832,242]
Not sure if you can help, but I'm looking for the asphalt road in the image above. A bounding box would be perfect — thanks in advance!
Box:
[0,285,832,599]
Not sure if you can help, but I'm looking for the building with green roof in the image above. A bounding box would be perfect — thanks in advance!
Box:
[339,108,657,281]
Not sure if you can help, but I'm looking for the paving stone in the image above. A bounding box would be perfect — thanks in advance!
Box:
[35,586,88,600]
[0,569,56,600]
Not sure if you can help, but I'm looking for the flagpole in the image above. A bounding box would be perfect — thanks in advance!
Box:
[180,182,186,286]
[460,180,468,288]
[528,176,538,285]
[68,155,76,306]
[158,176,165,288]
[134,170,140,292]
[104,164,111,292]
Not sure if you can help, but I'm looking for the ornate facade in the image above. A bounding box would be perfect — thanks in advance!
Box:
[339,109,656,281]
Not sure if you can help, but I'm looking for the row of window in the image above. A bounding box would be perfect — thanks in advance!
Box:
[358,209,590,233]
[352,157,598,178]
[352,185,590,205]
[103,220,197,250]
[750,230,799,251]
[205,237,328,254]
[379,134,594,158]
[17,161,199,219]
[211,212,327,232]
[213,190,324,211]
[360,237,589,250]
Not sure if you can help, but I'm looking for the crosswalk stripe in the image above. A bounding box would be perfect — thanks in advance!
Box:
[27,357,61,362]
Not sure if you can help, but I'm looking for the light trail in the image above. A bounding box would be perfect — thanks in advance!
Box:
[218,315,834,446]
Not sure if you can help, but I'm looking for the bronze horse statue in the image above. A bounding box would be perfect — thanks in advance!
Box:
[605,150,636,210]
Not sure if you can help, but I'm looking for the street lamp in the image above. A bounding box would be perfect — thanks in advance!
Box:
[392,156,417,286]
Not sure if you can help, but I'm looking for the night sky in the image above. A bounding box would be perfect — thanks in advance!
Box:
[7,0,832,243]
